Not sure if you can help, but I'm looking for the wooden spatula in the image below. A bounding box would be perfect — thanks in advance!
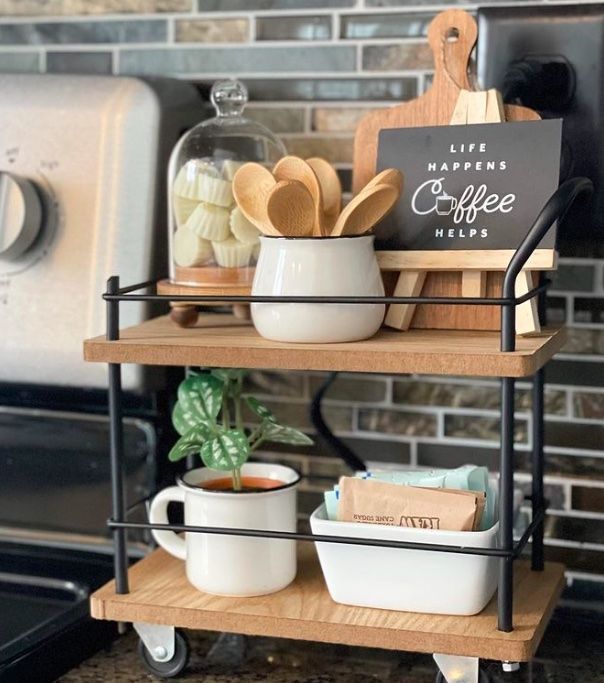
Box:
[232,163,282,236]
[266,180,315,237]
[331,183,399,237]
[273,156,325,236]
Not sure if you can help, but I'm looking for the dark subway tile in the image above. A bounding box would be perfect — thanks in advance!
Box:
[284,136,353,163]
[0,51,39,72]
[175,18,248,43]
[46,50,112,73]
[545,296,567,325]
[546,359,604,388]
[342,436,410,466]
[571,485,604,513]
[544,513,604,545]
[341,12,433,39]
[573,391,604,419]
[209,77,417,102]
[256,15,331,41]
[366,0,471,5]
[545,421,604,451]
[0,19,167,45]
[199,0,354,9]
[120,45,355,74]
[362,42,433,71]
[444,414,528,444]
[309,374,387,403]
[544,544,604,575]
[573,297,604,324]
[246,106,306,134]
[560,327,604,355]
[393,380,566,416]
[358,408,437,437]
[312,106,390,133]
[417,442,500,471]
[543,453,604,478]
[244,370,306,398]
[550,263,595,293]
[0,0,191,14]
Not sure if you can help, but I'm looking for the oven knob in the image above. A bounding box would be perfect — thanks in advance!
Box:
[0,172,43,260]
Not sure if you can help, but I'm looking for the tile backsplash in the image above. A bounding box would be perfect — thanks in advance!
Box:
[1,0,602,579]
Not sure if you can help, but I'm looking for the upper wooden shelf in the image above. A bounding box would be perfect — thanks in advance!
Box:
[91,545,564,662]
[83,314,566,378]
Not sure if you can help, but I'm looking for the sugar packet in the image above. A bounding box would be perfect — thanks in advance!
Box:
[336,477,486,532]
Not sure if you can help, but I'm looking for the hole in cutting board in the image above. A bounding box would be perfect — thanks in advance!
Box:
[446,27,460,42]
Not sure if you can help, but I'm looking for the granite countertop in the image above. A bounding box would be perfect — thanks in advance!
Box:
[58,604,604,683]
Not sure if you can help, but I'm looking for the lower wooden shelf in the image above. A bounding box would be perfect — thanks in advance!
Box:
[90,545,564,662]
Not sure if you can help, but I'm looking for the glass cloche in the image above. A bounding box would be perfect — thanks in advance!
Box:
[168,78,286,288]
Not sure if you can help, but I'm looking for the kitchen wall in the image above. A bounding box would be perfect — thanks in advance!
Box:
[0,0,602,579]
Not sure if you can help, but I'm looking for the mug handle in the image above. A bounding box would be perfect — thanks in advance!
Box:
[149,486,186,560]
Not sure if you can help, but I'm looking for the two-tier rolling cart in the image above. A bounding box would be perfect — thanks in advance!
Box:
[83,178,592,681]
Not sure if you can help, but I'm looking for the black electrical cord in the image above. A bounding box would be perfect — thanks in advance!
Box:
[309,372,367,472]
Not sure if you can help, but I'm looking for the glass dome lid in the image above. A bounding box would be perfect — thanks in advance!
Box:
[167,78,286,288]
[170,78,286,182]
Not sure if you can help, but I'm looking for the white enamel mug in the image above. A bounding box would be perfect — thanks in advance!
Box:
[251,235,385,343]
[149,463,300,596]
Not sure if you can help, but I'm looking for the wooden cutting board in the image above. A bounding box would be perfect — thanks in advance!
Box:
[353,9,541,331]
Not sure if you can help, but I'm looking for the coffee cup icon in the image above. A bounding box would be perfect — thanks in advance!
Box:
[436,193,457,216]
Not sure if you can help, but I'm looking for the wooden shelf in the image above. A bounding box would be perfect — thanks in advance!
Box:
[91,545,564,662]
[84,314,566,378]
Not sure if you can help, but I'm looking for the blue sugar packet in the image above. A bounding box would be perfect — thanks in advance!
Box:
[323,465,493,529]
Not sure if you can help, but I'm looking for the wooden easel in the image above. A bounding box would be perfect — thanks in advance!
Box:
[353,9,552,334]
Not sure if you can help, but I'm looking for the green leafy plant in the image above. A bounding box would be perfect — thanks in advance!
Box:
[169,369,313,491]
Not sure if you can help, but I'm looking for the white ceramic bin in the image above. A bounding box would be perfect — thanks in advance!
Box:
[310,484,499,616]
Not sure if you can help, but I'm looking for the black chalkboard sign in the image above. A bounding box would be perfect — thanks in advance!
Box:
[375,119,562,253]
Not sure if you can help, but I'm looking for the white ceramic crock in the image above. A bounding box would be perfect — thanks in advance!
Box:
[251,235,385,343]
[149,463,299,597]
[310,481,500,615]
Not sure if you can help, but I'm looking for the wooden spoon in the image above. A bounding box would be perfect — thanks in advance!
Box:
[266,180,315,237]
[331,183,399,237]
[273,156,325,236]
[363,168,404,195]
[306,157,342,216]
[232,162,281,236]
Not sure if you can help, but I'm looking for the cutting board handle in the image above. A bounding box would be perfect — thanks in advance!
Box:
[428,9,477,94]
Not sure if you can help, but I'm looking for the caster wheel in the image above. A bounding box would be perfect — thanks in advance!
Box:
[138,630,190,679]
[435,669,491,683]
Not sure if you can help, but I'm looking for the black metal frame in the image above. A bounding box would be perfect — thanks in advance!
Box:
[101,177,592,636]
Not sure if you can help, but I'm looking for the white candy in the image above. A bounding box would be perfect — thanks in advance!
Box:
[173,227,213,268]
[222,159,245,181]
[229,206,261,245]
[212,237,254,268]
[198,174,233,207]
[172,194,200,227]
[186,203,230,242]
[173,161,221,200]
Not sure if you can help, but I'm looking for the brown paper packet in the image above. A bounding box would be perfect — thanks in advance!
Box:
[337,477,486,532]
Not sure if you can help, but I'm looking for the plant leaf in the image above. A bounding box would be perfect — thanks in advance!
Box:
[244,396,275,422]
[263,422,313,446]
[200,429,250,471]
[177,374,223,424]
[168,426,208,462]
[172,401,205,436]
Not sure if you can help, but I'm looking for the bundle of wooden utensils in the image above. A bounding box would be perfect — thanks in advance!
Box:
[232,155,403,238]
